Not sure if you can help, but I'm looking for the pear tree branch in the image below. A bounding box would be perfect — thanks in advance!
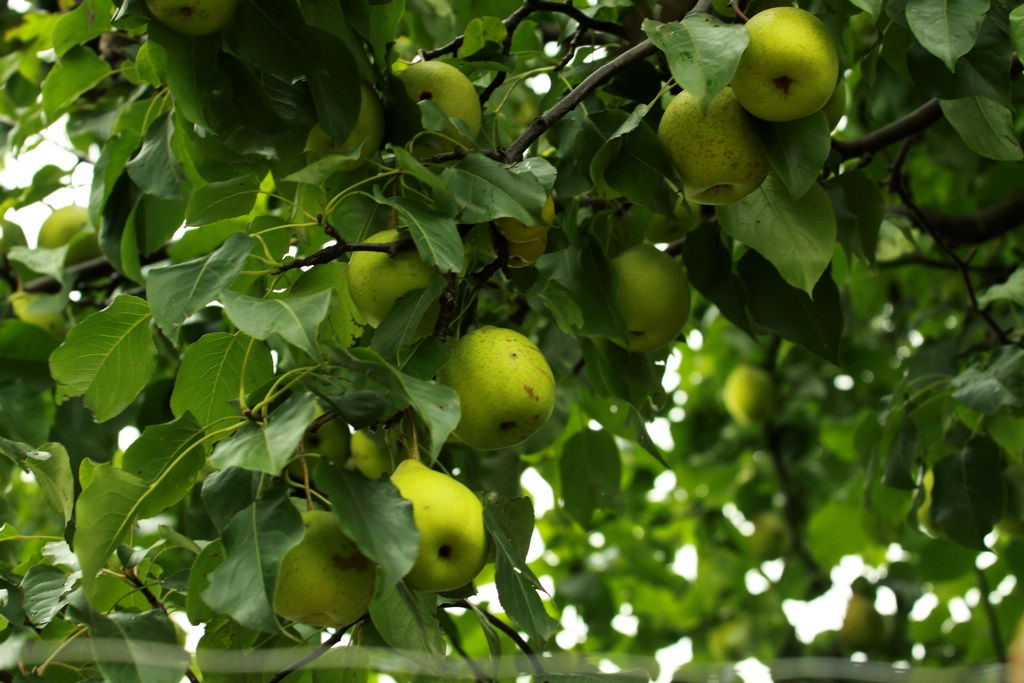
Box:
[831,98,942,160]
[265,626,352,683]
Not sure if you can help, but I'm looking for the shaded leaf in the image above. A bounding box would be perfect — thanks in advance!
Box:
[643,16,748,105]
[210,392,316,474]
[186,174,263,225]
[940,97,1023,161]
[221,289,331,360]
[559,429,622,528]
[906,0,990,72]
[932,437,1005,549]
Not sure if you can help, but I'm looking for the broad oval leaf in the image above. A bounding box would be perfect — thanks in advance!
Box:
[906,0,990,72]
[220,288,331,360]
[940,97,1024,161]
[49,295,157,423]
[643,15,749,105]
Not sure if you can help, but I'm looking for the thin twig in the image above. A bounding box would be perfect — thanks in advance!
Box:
[975,566,1007,662]
[447,600,547,676]
[266,627,350,683]
[503,0,713,162]
[832,99,942,160]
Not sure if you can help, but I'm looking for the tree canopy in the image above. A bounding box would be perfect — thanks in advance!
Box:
[1,0,1023,681]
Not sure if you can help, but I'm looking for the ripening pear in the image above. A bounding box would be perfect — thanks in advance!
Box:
[722,363,777,425]
[305,83,386,171]
[390,459,488,592]
[657,88,769,205]
[610,243,690,353]
[145,0,241,35]
[347,228,439,333]
[348,430,390,479]
[273,510,376,627]
[840,592,884,652]
[9,291,65,337]
[398,60,481,150]
[38,206,101,265]
[731,7,840,122]
[437,326,556,450]
[494,195,556,243]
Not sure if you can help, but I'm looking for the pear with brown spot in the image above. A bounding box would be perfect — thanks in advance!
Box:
[437,326,556,450]
[273,510,375,627]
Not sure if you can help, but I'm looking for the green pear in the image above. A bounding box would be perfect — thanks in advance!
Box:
[840,592,884,652]
[657,87,769,205]
[145,0,241,35]
[347,228,439,332]
[610,244,690,353]
[397,60,482,149]
[38,206,101,265]
[348,430,390,479]
[390,459,488,592]
[494,195,556,243]
[644,197,701,243]
[273,509,376,627]
[303,415,350,467]
[9,291,65,337]
[305,83,386,171]
[731,7,839,122]
[489,228,548,268]
[437,326,556,450]
[749,511,788,561]
[722,363,777,425]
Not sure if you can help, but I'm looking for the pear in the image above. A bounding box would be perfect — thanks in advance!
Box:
[489,228,549,268]
[610,243,690,353]
[749,511,788,561]
[437,326,556,450]
[348,430,390,479]
[347,228,438,332]
[145,0,241,35]
[722,363,777,425]
[731,7,839,122]
[9,291,65,337]
[657,87,768,205]
[840,592,884,652]
[303,414,350,467]
[273,509,376,627]
[305,83,386,171]
[390,459,488,592]
[494,195,556,243]
[38,206,101,265]
[398,60,481,150]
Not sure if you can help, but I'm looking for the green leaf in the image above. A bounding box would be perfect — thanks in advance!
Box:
[23,442,74,524]
[148,233,254,344]
[459,16,507,57]
[483,497,558,644]
[368,583,445,670]
[951,346,1024,415]
[807,499,872,570]
[738,251,844,364]
[1011,4,1024,56]
[824,170,883,265]
[717,176,837,295]
[906,0,990,72]
[21,565,71,628]
[221,289,331,360]
[68,594,190,683]
[73,463,150,599]
[202,490,305,632]
[125,112,185,199]
[120,413,209,517]
[210,392,316,474]
[339,348,460,463]
[939,97,1023,161]
[52,0,113,57]
[680,223,752,333]
[383,194,465,275]
[40,45,112,121]
[440,153,548,226]
[170,333,274,426]
[979,266,1024,307]
[317,464,418,595]
[186,174,263,225]
[642,15,748,105]
[559,429,622,528]
[185,539,224,625]
[932,437,1005,549]
[755,113,833,199]
[49,295,157,423]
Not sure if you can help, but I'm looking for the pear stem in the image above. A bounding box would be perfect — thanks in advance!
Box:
[406,409,422,463]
